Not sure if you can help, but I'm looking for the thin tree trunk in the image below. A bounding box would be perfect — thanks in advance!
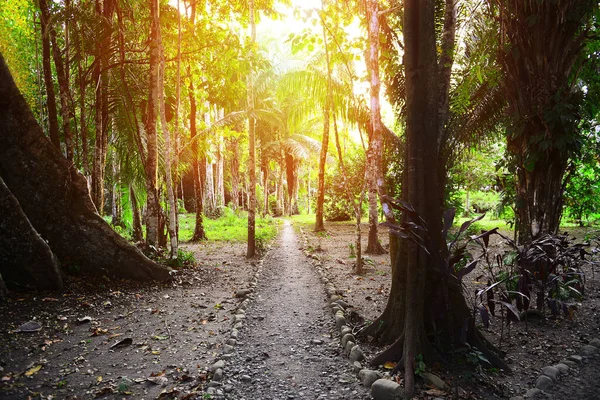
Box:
[315,0,332,231]
[365,0,386,255]
[78,21,89,177]
[216,133,225,210]
[49,26,74,164]
[130,184,144,242]
[38,0,60,149]
[229,137,240,210]
[145,0,161,247]
[159,47,178,258]
[247,0,257,257]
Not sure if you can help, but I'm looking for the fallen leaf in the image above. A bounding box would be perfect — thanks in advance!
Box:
[151,350,161,355]
[90,328,108,337]
[425,388,447,396]
[110,337,132,349]
[383,361,397,370]
[153,335,168,341]
[77,316,92,324]
[96,376,103,384]
[42,297,59,302]
[108,333,123,339]
[25,365,42,376]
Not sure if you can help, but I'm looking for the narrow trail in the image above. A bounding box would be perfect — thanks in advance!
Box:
[224,221,371,399]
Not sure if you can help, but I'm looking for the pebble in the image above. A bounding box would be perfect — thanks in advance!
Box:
[535,375,553,390]
[349,345,364,362]
[525,387,541,398]
[580,345,597,357]
[421,372,450,391]
[541,365,560,382]
[371,378,404,400]
[358,369,382,388]
[210,360,225,372]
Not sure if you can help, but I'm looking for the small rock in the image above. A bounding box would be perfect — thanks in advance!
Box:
[350,345,365,362]
[334,299,349,309]
[311,339,324,345]
[206,387,216,395]
[541,365,560,381]
[330,294,341,302]
[235,289,251,298]
[335,314,347,330]
[212,368,223,381]
[359,369,382,388]
[224,385,233,393]
[568,354,583,364]
[231,329,239,339]
[371,379,404,400]
[226,339,237,346]
[240,374,251,383]
[345,341,355,355]
[554,363,569,374]
[560,359,577,367]
[525,387,541,398]
[352,361,363,373]
[535,375,553,390]
[341,333,355,347]
[210,360,225,372]
[589,338,600,348]
[341,326,352,336]
[580,345,597,357]
[421,372,450,391]
[222,344,234,354]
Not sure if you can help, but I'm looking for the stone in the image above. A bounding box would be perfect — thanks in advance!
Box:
[212,368,223,381]
[240,374,251,383]
[524,388,541,398]
[224,385,233,393]
[330,294,341,303]
[568,354,583,364]
[206,387,216,395]
[226,338,237,346]
[341,326,352,336]
[345,341,355,355]
[554,363,569,374]
[210,360,225,372]
[223,344,235,354]
[341,333,355,347]
[335,314,347,330]
[589,338,600,348]
[235,289,251,298]
[311,339,324,345]
[352,361,363,373]
[358,369,382,388]
[541,365,560,381]
[421,372,450,391]
[580,345,597,357]
[560,359,577,367]
[350,345,365,361]
[334,299,349,309]
[230,329,239,339]
[371,379,404,400]
[535,375,553,390]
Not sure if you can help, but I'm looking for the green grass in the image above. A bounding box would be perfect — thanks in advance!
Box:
[178,208,279,244]
[455,215,511,233]
[287,213,317,228]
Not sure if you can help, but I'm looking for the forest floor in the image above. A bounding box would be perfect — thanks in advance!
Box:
[298,219,600,399]
[1,218,599,399]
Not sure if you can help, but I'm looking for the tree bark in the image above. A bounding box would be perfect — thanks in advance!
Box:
[315,1,331,232]
[247,0,257,257]
[0,54,171,281]
[145,0,161,247]
[130,184,144,242]
[0,176,63,290]
[365,0,386,255]
[159,48,178,258]
[38,0,60,150]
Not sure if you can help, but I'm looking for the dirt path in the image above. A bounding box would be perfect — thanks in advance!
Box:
[223,221,370,399]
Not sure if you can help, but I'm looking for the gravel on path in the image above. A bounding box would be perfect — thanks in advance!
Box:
[221,221,371,400]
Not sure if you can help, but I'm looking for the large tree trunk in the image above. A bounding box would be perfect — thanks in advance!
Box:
[363,1,507,396]
[365,0,386,255]
[38,0,60,150]
[0,176,63,290]
[77,20,90,177]
[0,54,171,281]
[496,0,594,244]
[145,0,161,247]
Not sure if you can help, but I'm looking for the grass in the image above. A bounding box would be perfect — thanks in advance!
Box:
[178,207,279,244]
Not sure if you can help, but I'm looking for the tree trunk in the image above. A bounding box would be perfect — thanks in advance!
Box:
[189,75,207,241]
[315,3,331,232]
[0,54,171,281]
[159,49,178,258]
[49,19,74,164]
[362,2,508,396]
[38,0,60,150]
[130,184,144,242]
[77,20,89,177]
[246,0,257,258]
[0,176,63,290]
[229,137,241,210]
[145,0,161,247]
[365,0,386,255]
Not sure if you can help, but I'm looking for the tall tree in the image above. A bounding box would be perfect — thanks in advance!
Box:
[247,0,257,257]
[38,0,60,149]
[363,2,508,397]
[145,0,161,246]
[364,0,386,254]
[493,0,598,243]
